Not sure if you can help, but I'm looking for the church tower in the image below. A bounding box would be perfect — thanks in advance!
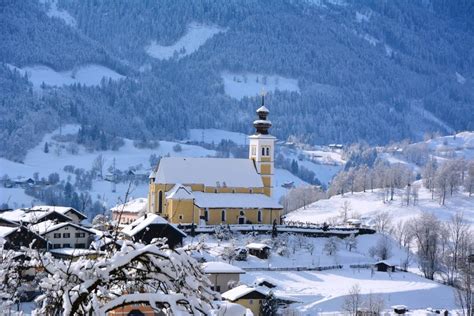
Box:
[249,93,276,197]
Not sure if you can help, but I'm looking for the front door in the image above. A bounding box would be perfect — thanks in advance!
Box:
[238,216,245,224]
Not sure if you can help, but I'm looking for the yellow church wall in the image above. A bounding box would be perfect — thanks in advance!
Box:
[261,176,271,187]
[166,199,199,223]
[204,208,280,225]
[260,164,272,174]
[263,187,271,197]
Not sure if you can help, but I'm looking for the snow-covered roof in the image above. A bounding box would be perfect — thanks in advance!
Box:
[0,226,19,238]
[111,198,148,213]
[166,184,194,200]
[201,261,245,274]
[32,221,95,235]
[30,205,86,219]
[221,285,267,301]
[246,243,271,250]
[0,208,72,224]
[121,213,186,237]
[154,157,263,188]
[193,192,282,209]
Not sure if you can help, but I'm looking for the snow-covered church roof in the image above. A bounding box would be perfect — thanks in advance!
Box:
[153,157,264,188]
[166,184,194,200]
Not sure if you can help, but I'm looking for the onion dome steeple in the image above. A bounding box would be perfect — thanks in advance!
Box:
[253,92,272,135]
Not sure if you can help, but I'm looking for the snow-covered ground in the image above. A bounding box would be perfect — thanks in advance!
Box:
[0,125,215,208]
[221,72,300,100]
[145,22,226,60]
[381,131,474,170]
[7,64,124,89]
[0,125,309,208]
[285,185,474,226]
[186,231,458,314]
[38,0,77,27]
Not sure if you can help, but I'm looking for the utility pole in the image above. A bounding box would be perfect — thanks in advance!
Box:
[112,158,116,193]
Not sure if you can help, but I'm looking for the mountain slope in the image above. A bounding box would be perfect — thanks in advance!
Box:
[1,0,473,161]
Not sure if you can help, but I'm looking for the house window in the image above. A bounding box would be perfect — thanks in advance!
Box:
[221,209,226,222]
[53,233,61,238]
[53,244,61,249]
[261,147,265,156]
[63,233,70,238]
[179,215,183,220]
[258,210,262,223]
[211,285,221,292]
[266,147,270,156]
[249,299,253,305]
[158,191,163,213]
[75,243,85,248]
[75,232,85,238]
[63,243,70,248]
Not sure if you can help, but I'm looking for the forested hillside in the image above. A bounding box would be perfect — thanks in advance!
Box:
[1,0,473,161]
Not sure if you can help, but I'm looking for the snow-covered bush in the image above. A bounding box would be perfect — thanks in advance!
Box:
[34,240,217,315]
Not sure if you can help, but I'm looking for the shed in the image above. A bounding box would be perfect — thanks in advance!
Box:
[201,261,245,293]
[246,243,271,259]
[374,260,396,272]
[121,213,186,249]
[392,305,408,314]
[222,285,267,316]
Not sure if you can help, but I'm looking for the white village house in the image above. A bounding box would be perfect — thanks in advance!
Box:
[201,261,246,293]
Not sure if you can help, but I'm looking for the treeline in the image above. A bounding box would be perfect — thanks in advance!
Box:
[328,157,474,205]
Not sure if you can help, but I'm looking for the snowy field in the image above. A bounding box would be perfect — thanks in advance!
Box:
[38,0,77,27]
[145,22,226,60]
[221,72,300,100]
[285,184,474,225]
[7,64,125,89]
[186,231,458,314]
[0,125,215,208]
[0,126,308,208]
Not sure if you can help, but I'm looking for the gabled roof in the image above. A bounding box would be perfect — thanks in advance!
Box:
[32,221,95,235]
[0,208,73,224]
[111,198,148,214]
[201,261,245,274]
[193,192,282,209]
[154,157,263,188]
[222,285,267,302]
[166,184,194,200]
[121,213,186,237]
[0,226,19,238]
[30,205,87,220]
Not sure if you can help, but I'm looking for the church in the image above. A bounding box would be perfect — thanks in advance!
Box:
[147,96,283,225]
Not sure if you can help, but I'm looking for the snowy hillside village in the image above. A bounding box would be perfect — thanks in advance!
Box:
[0,95,473,315]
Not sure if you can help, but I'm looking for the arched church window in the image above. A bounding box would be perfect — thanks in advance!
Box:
[258,209,262,223]
[221,209,226,222]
